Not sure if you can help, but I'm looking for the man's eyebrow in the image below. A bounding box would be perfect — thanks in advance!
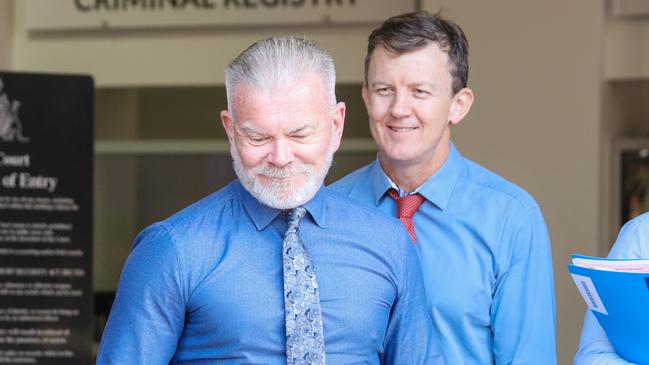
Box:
[237,122,316,136]
[409,81,435,89]
[370,81,390,88]
[289,124,314,135]
[238,122,266,135]
[371,81,437,88]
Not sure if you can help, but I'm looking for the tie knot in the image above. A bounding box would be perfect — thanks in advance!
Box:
[286,206,307,232]
[388,189,425,218]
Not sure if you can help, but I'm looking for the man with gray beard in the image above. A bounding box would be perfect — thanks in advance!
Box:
[97,36,441,365]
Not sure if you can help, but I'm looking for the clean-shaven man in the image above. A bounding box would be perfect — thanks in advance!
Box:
[331,11,556,364]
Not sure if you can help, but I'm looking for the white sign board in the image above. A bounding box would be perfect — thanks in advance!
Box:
[24,0,417,31]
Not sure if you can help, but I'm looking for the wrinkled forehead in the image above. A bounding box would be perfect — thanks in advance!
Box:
[230,75,332,120]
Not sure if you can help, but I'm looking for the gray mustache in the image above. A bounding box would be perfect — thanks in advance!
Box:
[252,164,314,178]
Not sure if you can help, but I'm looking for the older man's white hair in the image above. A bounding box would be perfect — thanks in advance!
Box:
[225,36,337,116]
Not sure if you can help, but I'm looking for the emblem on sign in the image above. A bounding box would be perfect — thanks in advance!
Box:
[0,78,30,143]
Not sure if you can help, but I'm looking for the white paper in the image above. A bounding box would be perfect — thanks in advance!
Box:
[572,257,649,273]
[571,274,608,315]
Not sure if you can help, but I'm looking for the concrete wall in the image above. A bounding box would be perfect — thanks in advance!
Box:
[423,1,605,363]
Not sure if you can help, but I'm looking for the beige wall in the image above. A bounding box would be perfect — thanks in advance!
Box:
[11,1,374,86]
[0,0,13,69]
[9,1,613,364]
[606,16,649,80]
[425,1,606,363]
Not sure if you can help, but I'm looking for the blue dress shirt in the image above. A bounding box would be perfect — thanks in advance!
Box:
[97,180,441,364]
[330,143,557,365]
[574,212,649,365]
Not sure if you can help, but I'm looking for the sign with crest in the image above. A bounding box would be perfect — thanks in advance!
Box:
[0,72,93,364]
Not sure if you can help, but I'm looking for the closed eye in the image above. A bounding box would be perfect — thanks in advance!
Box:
[413,89,431,98]
[248,136,269,145]
[291,132,317,142]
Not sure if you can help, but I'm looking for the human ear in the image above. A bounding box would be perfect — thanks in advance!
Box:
[361,82,370,109]
[449,87,474,125]
[330,101,346,153]
[220,110,235,144]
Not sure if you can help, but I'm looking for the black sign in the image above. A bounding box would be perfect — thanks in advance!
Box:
[0,72,93,364]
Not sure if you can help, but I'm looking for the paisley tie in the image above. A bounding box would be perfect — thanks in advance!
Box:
[282,207,326,364]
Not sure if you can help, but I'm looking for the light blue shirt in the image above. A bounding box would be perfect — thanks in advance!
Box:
[574,212,649,365]
[330,143,557,365]
[97,180,442,364]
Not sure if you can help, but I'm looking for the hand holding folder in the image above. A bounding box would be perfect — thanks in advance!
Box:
[569,254,649,364]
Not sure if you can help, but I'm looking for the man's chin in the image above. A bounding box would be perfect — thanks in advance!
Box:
[265,190,295,202]
[232,155,331,209]
[254,183,320,210]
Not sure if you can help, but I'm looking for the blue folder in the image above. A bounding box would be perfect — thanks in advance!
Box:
[568,256,649,364]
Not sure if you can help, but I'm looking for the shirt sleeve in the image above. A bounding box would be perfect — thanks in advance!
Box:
[381,234,444,365]
[609,213,649,259]
[573,213,649,365]
[574,311,635,365]
[96,223,186,365]
[491,205,557,365]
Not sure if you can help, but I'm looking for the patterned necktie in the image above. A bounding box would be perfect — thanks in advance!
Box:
[282,207,326,365]
[387,189,425,244]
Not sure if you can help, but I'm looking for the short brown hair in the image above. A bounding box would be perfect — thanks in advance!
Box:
[365,10,469,94]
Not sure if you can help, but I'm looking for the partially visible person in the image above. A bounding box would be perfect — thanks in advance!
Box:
[97,36,441,364]
[574,211,649,365]
[330,10,556,364]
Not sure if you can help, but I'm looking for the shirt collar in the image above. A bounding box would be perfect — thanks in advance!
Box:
[371,143,464,211]
[236,180,327,230]
[371,158,395,206]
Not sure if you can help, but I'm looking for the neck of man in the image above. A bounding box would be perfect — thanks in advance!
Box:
[379,138,451,194]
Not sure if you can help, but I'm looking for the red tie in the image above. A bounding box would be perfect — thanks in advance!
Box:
[387,189,425,244]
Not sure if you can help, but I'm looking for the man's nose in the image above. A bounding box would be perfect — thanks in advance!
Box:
[390,92,412,119]
[267,138,294,167]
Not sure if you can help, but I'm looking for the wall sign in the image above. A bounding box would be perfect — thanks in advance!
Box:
[0,72,93,365]
[24,0,417,31]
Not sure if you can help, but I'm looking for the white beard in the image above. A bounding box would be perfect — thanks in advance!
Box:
[232,146,334,209]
